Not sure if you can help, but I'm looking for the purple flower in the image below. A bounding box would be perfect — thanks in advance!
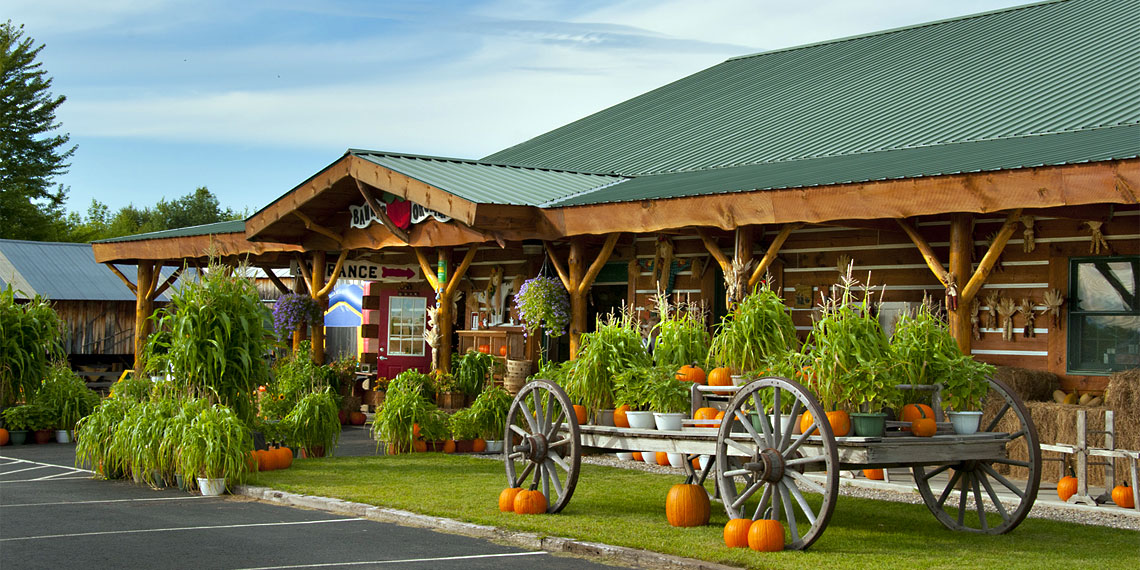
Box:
[515,276,570,337]
[272,294,323,340]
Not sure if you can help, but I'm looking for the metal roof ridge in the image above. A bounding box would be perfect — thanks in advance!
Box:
[535,177,633,209]
[725,0,1069,63]
[347,148,620,177]
[0,238,97,247]
[91,219,246,244]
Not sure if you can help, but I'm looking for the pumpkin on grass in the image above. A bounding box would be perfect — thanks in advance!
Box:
[748,519,784,551]
[499,487,522,512]
[513,489,547,514]
[723,518,752,548]
[275,446,293,469]
[665,483,710,527]
[1111,482,1134,509]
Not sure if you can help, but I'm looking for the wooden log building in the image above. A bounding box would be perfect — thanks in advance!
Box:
[93,0,1138,393]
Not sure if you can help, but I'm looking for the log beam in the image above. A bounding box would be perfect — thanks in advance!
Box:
[543,241,571,291]
[292,211,344,246]
[151,267,183,299]
[960,209,1023,304]
[436,246,480,372]
[414,248,442,291]
[105,263,138,296]
[133,262,156,372]
[896,219,951,287]
[311,250,327,364]
[558,233,620,358]
[696,228,731,273]
[315,249,350,298]
[260,266,291,295]
[748,223,801,289]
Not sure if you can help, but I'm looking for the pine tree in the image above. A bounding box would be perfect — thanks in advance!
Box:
[0,21,76,240]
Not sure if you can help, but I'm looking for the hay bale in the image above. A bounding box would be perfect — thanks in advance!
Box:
[1104,368,1140,417]
[992,366,1059,403]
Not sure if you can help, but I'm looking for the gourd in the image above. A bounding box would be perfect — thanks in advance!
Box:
[499,345,508,357]
[723,518,752,548]
[655,451,670,466]
[513,489,547,514]
[499,487,522,512]
[665,483,710,527]
[747,519,784,551]
[707,367,733,387]
[472,438,487,453]
[675,364,706,385]
[910,406,937,438]
[1057,468,1078,501]
[614,404,631,428]
[257,449,276,471]
[442,439,456,453]
[694,407,719,428]
[477,344,491,354]
[632,452,643,461]
[1111,482,1135,509]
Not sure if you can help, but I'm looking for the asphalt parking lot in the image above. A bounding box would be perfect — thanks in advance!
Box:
[0,433,617,570]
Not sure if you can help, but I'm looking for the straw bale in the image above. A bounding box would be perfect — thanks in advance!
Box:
[992,366,1059,403]
[1104,368,1140,418]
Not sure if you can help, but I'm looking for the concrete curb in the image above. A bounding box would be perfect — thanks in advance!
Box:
[235,485,739,570]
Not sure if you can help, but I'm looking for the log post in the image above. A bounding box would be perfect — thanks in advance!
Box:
[133,262,156,372]
[436,246,478,373]
[948,214,974,354]
[311,250,327,364]
[568,238,588,358]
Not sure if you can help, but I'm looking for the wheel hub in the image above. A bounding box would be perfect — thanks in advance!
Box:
[745,448,785,483]
[519,433,548,463]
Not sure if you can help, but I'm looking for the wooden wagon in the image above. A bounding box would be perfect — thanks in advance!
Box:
[502,376,1041,550]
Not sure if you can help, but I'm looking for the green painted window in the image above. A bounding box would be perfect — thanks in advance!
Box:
[1067,256,1140,374]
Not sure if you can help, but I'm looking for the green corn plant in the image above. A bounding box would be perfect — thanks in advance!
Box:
[708,284,798,375]
[35,362,100,430]
[890,300,993,410]
[283,388,341,455]
[177,403,253,482]
[0,286,65,407]
[469,385,513,440]
[650,292,711,370]
[565,309,652,416]
[75,397,135,477]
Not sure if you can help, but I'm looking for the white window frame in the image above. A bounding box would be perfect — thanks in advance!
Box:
[386,296,426,357]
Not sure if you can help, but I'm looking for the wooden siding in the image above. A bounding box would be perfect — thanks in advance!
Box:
[54,300,138,356]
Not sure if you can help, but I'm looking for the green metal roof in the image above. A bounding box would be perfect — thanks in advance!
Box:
[546,124,1139,207]
[484,0,1139,180]
[0,239,191,301]
[92,220,247,244]
[349,150,625,205]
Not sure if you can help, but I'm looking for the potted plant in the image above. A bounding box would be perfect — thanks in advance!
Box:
[649,293,711,370]
[159,398,209,490]
[565,310,651,419]
[75,397,135,477]
[708,284,798,378]
[448,407,481,452]
[284,388,341,457]
[470,386,512,452]
[371,373,435,454]
[35,363,101,443]
[452,350,494,404]
[644,372,691,431]
[0,404,43,445]
[0,287,65,408]
[272,292,324,354]
[515,274,571,340]
[612,366,659,429]
[177,403,253,496]
[942,359,993,434]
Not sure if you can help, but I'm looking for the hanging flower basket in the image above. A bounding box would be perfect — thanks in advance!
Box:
[272,293,323,340]
[514,275,570,337]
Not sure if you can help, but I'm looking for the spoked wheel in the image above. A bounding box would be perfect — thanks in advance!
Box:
[715,377,839,551]
[913,376,1041,534]
[504,379,581,514]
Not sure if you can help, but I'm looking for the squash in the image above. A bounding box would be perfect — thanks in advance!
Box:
[655,451,670,466]
[676,364,706,385]
[1111,482,1135,509]
[901,403,935,426]
[910,406,937,438]
[513,489,547,514]
[413,440,428,453]
[632,452,643,461]
[800,410,851,437]
[1057,473,1078,501]
[863,468,884,480]
[573,405,588,425]
[747,519,784,552]
[1062,392,1078,405]
[723,518,752,548]
[694,407,719,428]
[275,446,293,469]
[350,411,366,425]
[613,404,631,428]
[1052,389,1068,404]
[257,449,276,471]
[499,345,508,357]
[665,483,710,527]
[442,439,456,454]
[707,367,733,387]
[499,487,522,512]
[472,438,487,453]
[0,428,8,446]
[477,344,491,354]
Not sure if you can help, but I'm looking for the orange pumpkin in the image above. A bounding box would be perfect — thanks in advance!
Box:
[910,406,937,437]
[0,428,9,446]
[472,438,487,453]
[247,450,260,472]
[665,483,710,527]
[477,344,491,354]
[257,449,276,471]
[1057,475,1078,501]
[707,367,733,387]
[499,487,522,512]
[724,518,752,548]
[413,423,421,438]
[573,405,588,425]
[675,364,706,385]
[863,468,884,480]
[694,407,719,428]
[614,404,631,428]
[442,439,456,454]
[513,489,547,514]
[901,403,936,425]
[413,440,428,453]
[655,451,670,466]
[748,519,784,551]
[800,410,851,437]
[1111,482,1135,508]
[498,345,508,357]
[692,457,701,470]
[632,452,643,461]
[715,410,725,422]
[275,447,293,469]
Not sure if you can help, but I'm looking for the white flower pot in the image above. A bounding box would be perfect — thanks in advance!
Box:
[625,411,656,429]
[948,411,983,435]
[642,451,658,465]
[653,412,686,431]
[698,454,712,472]
[484,439,503,453]
[197,477,226,496]
[55,429,71,444]
[667,453,685,468]
[616,452,634,461]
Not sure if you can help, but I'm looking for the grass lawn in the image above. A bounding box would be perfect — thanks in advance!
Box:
[254,454,1138,569]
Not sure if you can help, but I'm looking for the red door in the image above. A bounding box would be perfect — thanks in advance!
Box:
[375,288,433,379]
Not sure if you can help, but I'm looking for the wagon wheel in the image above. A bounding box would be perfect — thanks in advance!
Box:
[504,379,581,514]
[913,376,1041,534]
[715,377,839,551]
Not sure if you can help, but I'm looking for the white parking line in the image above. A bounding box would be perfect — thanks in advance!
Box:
[0,517,364,542]
[2,496,207,508]
[0,476,91,483]
[235,551,549,569]
[0,456,94,474]
[0,465,51,476]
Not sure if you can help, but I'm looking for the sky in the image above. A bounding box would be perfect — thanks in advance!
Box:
[9,0,1030,217]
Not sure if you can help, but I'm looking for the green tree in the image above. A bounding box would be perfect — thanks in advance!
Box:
[63,187,243,242]
[0,21,75,241]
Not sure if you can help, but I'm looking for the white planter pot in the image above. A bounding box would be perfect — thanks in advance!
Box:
[197,477,226,496]
[55,429,71,444]
[484,439,503,453]
[653,412,686,431]
[625,411,656,430]
[948,411,983,435]
[667,453,685,468]
[698,454,712,472]
[616,452,634,461]
[642,451,658,465]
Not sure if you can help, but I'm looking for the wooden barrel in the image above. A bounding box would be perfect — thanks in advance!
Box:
[504,359,532,395]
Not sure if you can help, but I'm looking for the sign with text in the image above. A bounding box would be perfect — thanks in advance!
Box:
[290,259,420,283]
[348,202,450,230]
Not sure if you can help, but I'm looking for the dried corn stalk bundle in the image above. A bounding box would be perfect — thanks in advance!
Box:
[1084,221,1111,254]
[1016,297,1037,338]
[944,273,959,311]
[724,256,754,306]
[835,254,852,275]
[1043,289,1064,329]
[997,297,1017,342]
[983,291,1000,330]
[1021,215,1036,253]
[970,298,982,340]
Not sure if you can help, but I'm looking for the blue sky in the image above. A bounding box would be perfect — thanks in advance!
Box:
[10,0,1028,217]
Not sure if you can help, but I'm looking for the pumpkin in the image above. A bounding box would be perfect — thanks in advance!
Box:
[413,440,428,453]
[863,468,884,480]
[655,451,670,466]
[665,483,710,527]
[499,345,508,357]
[350,411,367,425]
[910,406,937,437]
[614,404,631,428]
[748,519,784,552]
[413,423,421,438]
[707,367,733,387]
[513,489,547,514]
[442,439,456,454]
[1111,482,1134,509]
[386,443,401,455]
[573,405,588,425]
[692,457,701,470]
[800,410,851,437]
[0,428,8,446]
[901,403,936,425]
[1057,473,1078,501]
[247,450,260,472]
[632,452,643,461]
[715,410,725,422]
[472,438,487,453]
[694,407,719,428]
[477,344,491,354]
[723,518,752,548]
[257,449,276,471]
[275,446,293,469]
[676,364,706,385]
[499,487,522,512]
